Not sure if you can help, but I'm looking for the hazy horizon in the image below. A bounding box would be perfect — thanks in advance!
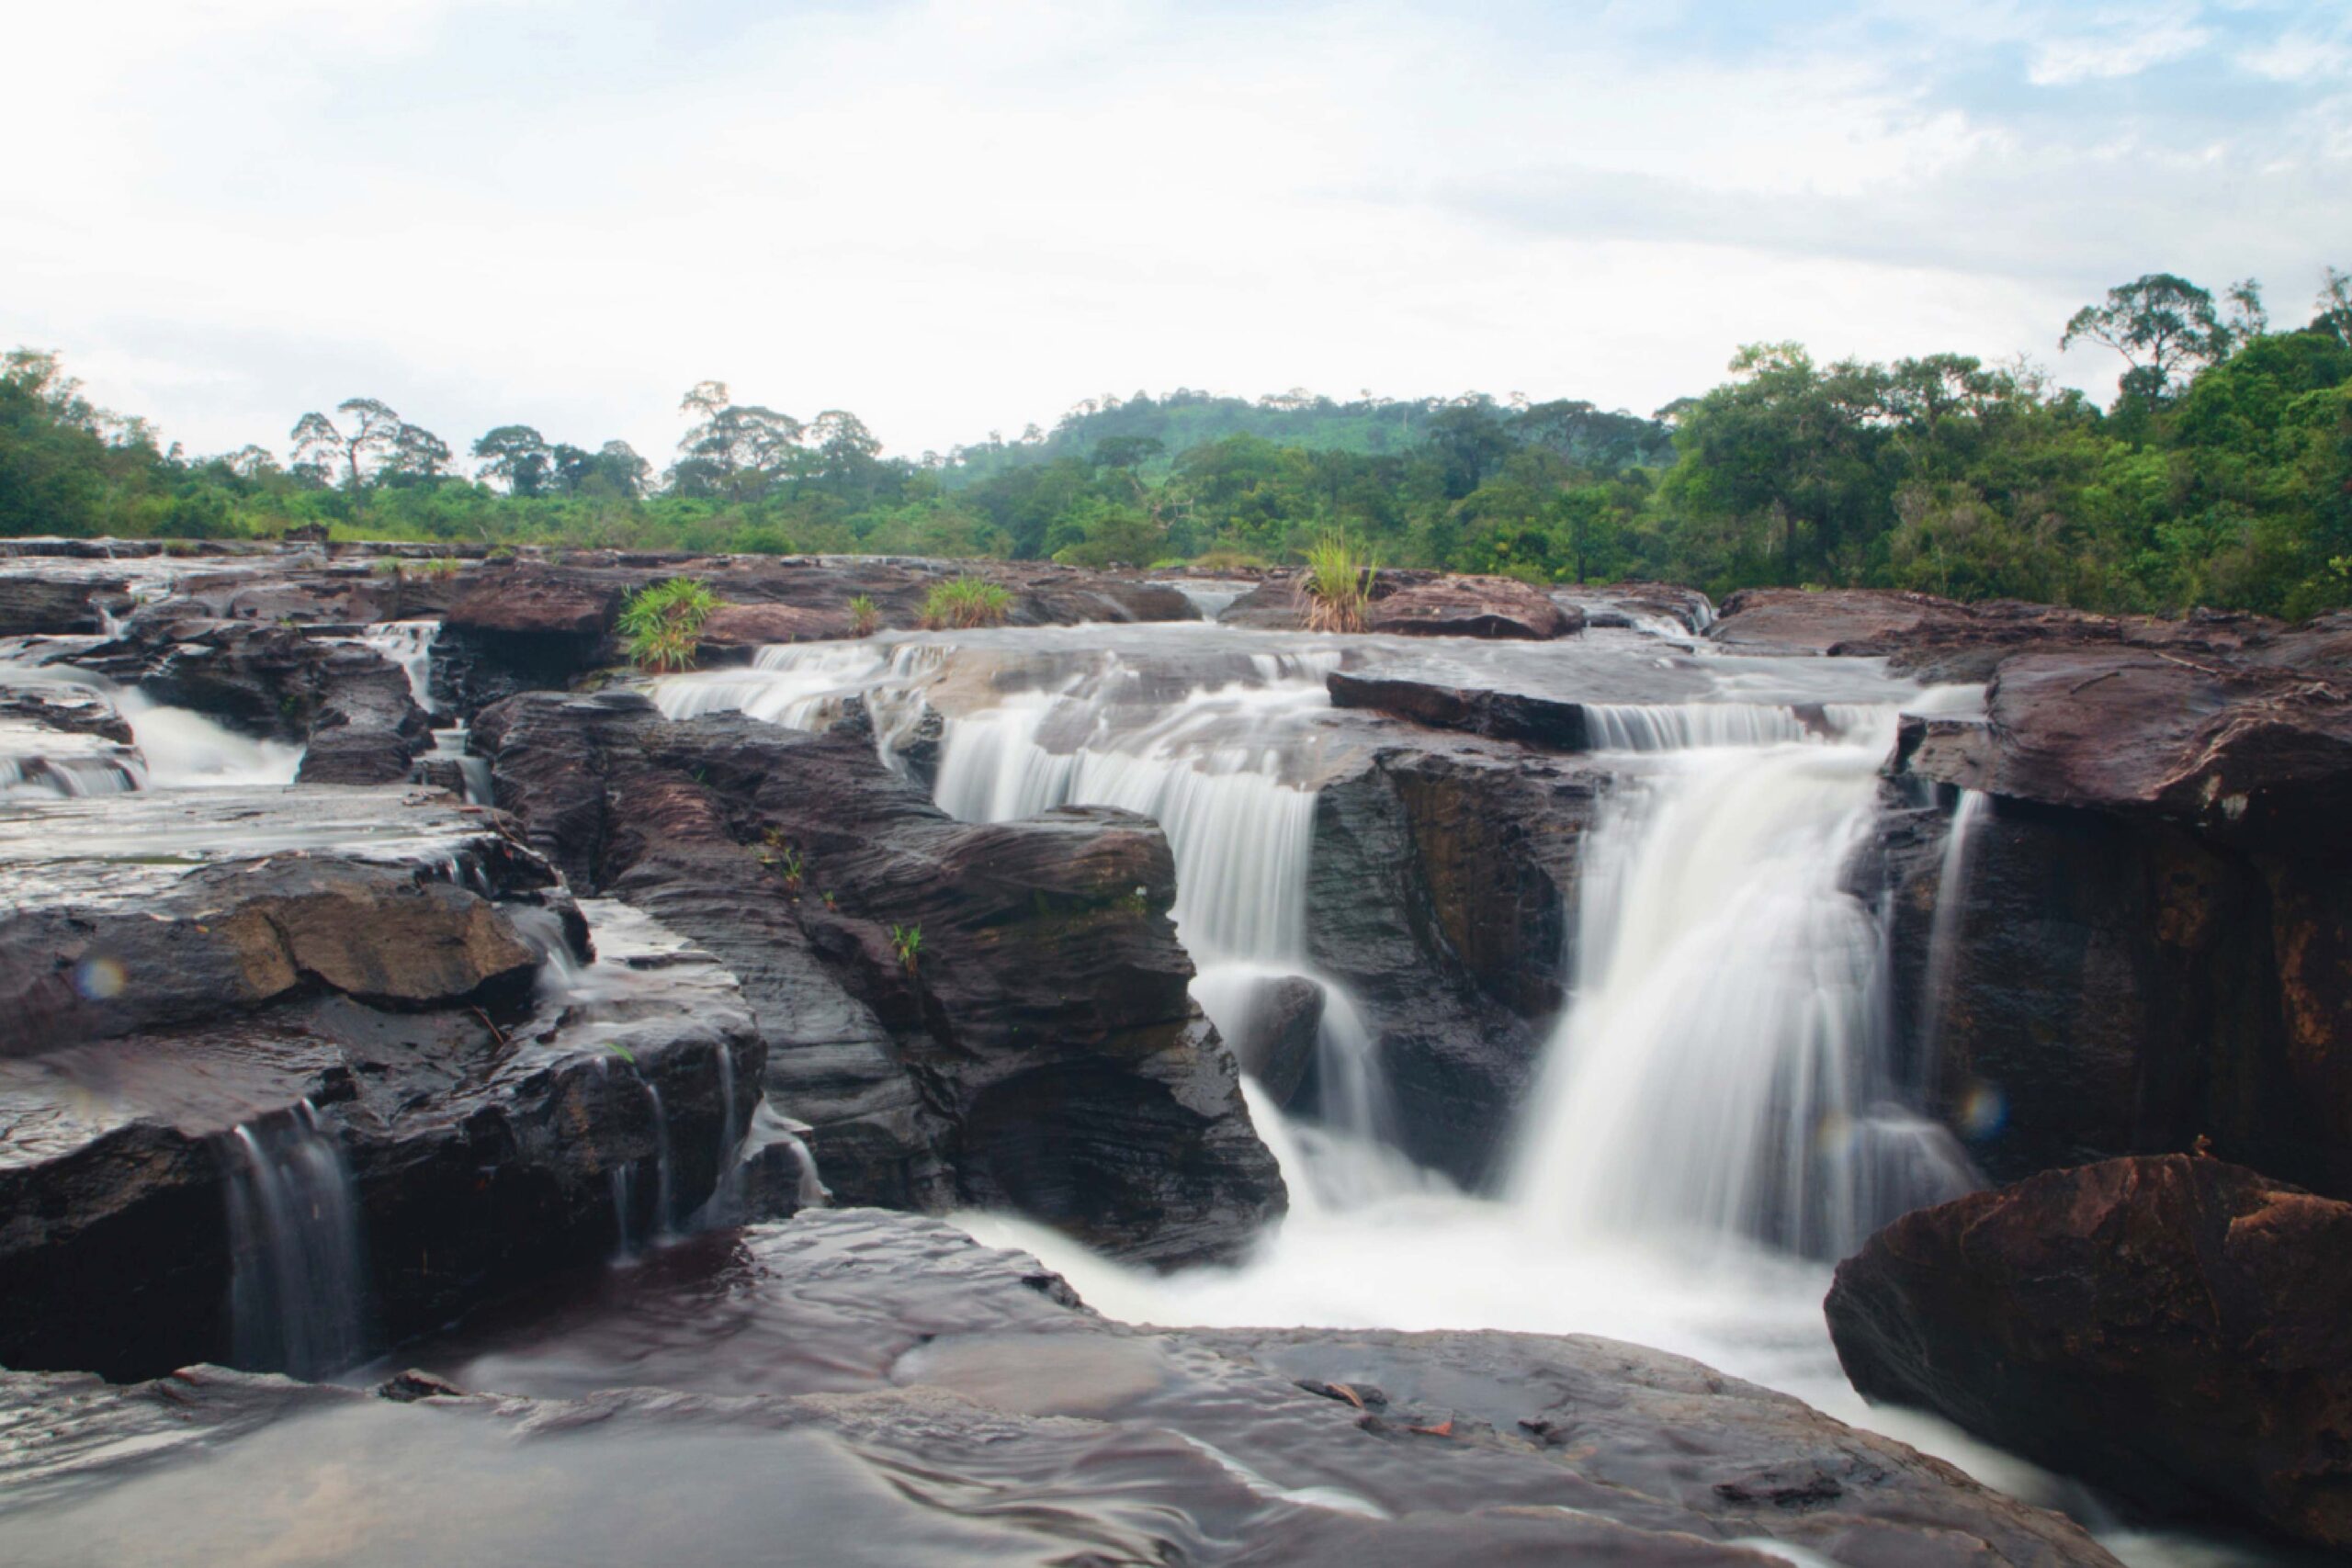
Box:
[6,0,2346,468]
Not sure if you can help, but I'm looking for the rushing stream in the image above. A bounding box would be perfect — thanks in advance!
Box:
[0,599,2293,1565]
[643,615,2273,1567]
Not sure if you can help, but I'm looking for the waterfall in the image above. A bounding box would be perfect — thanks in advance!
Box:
[1918,789,1988,1067]
[1509,713,1975,1258]
[0,753,142,797]
[117,690,302,788]
[426,727,494,805]
[222,1100,368,1378]
[359,620,440,713]
[930,670,1400,1148]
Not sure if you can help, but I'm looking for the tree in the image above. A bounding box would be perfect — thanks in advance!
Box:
[2061,274,2250,404]
[2316,266,2352,347]
[671,381,804,497]
[289,398,405,503]
[472,424,554,496]
[382,422,451,485]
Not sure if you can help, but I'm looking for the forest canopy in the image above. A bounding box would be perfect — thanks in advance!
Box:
[6,267,2349,617]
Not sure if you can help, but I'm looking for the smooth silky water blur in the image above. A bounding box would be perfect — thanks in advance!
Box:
[569,619,2267,1563]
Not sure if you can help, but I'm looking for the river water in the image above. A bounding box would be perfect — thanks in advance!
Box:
[0,606,2296,1565]
[648,615,2284,1567]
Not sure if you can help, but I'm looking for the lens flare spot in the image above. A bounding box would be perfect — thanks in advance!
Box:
[1958,1080,2007,1139]
[74,956,126,1000]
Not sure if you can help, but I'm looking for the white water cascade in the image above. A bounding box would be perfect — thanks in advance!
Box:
[927,655,1406,1193]
[359,620,441,713]
[1509,716,1976,1258]
[222,1100,369,1379]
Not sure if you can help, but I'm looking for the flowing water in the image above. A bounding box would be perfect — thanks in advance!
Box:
[642,616,2259,1564]
[221,1100,369,1380]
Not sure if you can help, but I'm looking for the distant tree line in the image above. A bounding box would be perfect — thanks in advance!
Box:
[3,265,2348,616]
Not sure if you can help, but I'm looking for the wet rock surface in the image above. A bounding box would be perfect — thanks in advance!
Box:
[0,574,131,636]
[1307,744,1600,1182]
[470,691,1283,1265]
[1905,649,2352,858]
[1328,670,1594,750]
[1222,570,1577,639]
[0,788,762,1382]
[0,1209,2118,1567]
[1827,1156,2352,1551]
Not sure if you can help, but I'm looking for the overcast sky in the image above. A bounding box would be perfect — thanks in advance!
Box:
[5,0,2347,468]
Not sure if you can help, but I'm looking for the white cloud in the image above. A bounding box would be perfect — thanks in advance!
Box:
[0,0,2342,467]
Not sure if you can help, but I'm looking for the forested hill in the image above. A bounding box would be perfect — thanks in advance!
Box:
[933,391,1673,487]
[4,269,2350,618]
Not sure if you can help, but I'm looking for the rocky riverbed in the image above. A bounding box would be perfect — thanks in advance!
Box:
[4,539,2349,1563]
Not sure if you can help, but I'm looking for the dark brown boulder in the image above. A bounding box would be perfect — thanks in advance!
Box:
[1826,1156,2352,1550]
[0,574,132,635]
[1328,671,1591,750]
[1306,744,1600,1182]
[1709,588,1977,655]
[697,602,853,648]
[1221,571,1579,639]
[1367,574,1579,639]
[1216,973,1324,1105]
[469,692,1284,1265]
[1910,650,2352,859]
[445,566,621,639]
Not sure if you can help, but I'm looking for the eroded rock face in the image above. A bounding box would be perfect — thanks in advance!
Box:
[1368,573,1581,639]
[1328,671,1592,750]
[1306,745,1600,1182]
[1907,651,2352,859]
[67,616,433,783]
[1221,571,1577,639]
[0,790,763,1382]
[1826,1156,2352,1551]
[470,692,1283,1265]
[1218,974,1324,1107]
[0,575,131,637]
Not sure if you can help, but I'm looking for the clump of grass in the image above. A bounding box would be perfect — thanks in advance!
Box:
[1189,549,1272,572]
[413,556,462,577]
[1299,534,1376,633]
[889,922,922,973]
[847,594,881,637]
[369,558,402,578]
[620,576,718,672]
[758,828,805,891]
[919,577,1014,630]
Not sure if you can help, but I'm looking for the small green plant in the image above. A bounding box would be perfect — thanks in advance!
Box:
[605,1041,638,1067]
[757,828,805,890]
[847,594,881,637]
[619,577,718,672]
[889,922,922,973]
[485,544,518,564]
[1299,533,1376,634]
[919,576,1014,630]
[369,558,402,577]
[820,890,836,910]
[414,556,462,577]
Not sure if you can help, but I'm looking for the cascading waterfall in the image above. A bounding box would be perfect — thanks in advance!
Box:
[1509,711,1974,1258]
[222,1100,368,1378]
[118,690,302,788]
[929,660,1397,1181]
[1918,789,1989,1067]
[360,620,441,713]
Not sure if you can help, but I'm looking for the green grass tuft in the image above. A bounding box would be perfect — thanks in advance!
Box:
[919,576,1014,630]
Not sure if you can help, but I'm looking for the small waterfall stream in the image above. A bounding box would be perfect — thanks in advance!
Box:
[358,620,441,713]
[221,1100,368,1379]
